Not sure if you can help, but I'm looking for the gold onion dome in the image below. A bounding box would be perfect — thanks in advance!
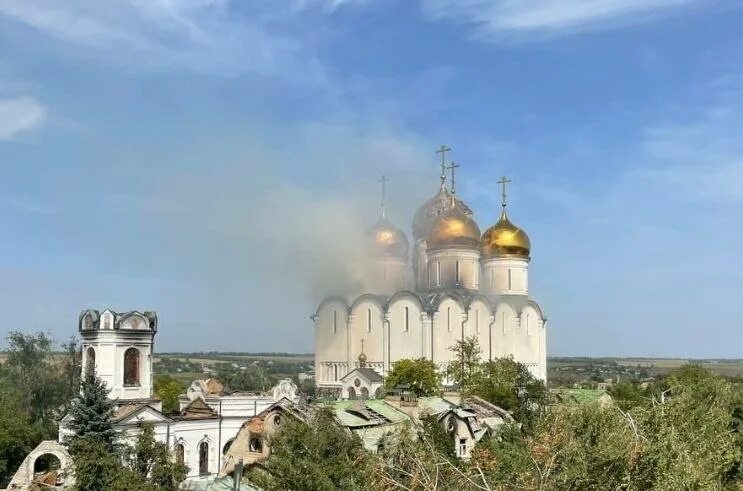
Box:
[412,184,473,239]
[481,210,531,258]
[367,217,409,258]
[427,204,481,250]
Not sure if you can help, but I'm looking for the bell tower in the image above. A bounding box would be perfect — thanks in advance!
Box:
[79,309,158,401]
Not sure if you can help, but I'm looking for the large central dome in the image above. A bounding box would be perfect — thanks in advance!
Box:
[412,183,473,240]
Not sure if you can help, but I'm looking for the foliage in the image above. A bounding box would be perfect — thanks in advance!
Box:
[384,358,441,396]
[218,364,275,392]
[154,375,185,414]
[0,331,80,485]
[476,357,548,432]
[445,337,482,394]
[124,424,188,490]
[66,367,116,449]
[249,407,373,491]
[607,380,647,410]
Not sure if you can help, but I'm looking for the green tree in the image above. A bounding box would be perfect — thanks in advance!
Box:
[0,388,41,486]
[249,408,373,491]
[125,424,187,490]
[153,375,185,414]
[446,337,482,394]
[476,357,548,431]
[70,436,151,491]
[66,367,116,448]
[384,358,441,396]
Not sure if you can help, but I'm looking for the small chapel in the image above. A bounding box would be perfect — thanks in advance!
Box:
[314,146,548,396]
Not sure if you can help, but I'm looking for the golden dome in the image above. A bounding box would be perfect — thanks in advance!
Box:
[368,217,409,258]
[412,184,473,239]
[481,210,531,258]
[427,205,481,249]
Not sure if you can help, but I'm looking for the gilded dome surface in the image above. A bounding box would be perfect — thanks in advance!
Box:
[367,217,409,258]
[481,211,531,258]
[427,206,481,249]
[412,184,473,239]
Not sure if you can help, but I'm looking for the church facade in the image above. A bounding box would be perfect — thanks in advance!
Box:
[314,150,547,393]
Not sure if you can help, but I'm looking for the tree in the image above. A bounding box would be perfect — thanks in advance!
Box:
[125,424,187,490]
[249,408,373,491]
[70,436,148,491]
[476,357,548,431]
[66,367,116,449]
[446,337,482,394]
[0,388,41,486]
[154,376,185,415]
[384,358,441,396]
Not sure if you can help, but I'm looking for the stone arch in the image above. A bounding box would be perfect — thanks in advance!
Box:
[347,386,357,400]
[7,441,74,489]
[360,387,369,399]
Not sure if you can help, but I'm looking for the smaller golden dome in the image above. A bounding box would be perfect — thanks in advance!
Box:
[358,351,367,367]
[427,205,481,250]
[481,210,531,258]
[367,217,409,258]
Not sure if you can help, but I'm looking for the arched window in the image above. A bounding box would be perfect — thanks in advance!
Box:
[366,309,372,333]
[475,310,480,334]
[86,347,96,373]
[123,348,140,386]
[249,437,263,453]
[436,262,441,286]
[455,261,460,284]
[333,311,337,333]
[198,441,209,475]
[508,269,512,290]
[174,444,185,465]
[526,314,531,336]
[447,307,451,332]
[348,387,357,400]
[404,307,409,332]
[360,387,369,399]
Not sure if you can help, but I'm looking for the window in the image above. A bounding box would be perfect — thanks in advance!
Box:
[455,261,460,284]
[508,269,512,290]
[526,314,531,336]
[404,307,409,332]
[86,347,96,373]
[436,262,441,286]
[333,311,337,333]
[490,269,494,288]
[249,437,263,453]
[333,365,338,381]
[475,310,480,334]
[367,309,372,333]
[199,441,209,475]
[360,387,369,399]
[123,348,140,386]
[459,438,467,456]
[502,312,507,334]
[174,444,184,465]
[348,387,357,400]
[447,307,451,332]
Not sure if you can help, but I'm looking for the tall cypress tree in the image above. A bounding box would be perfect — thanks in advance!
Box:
[66,366,116,449]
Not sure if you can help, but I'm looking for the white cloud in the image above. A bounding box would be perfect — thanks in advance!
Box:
[421,0,705,40]
[0,96,47,140]
[0,0,324,78]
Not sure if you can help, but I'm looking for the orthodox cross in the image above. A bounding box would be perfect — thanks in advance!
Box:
[498,176,512,209]
[378,174,390,218]
[435,144,451,184]
[445,161,461,194]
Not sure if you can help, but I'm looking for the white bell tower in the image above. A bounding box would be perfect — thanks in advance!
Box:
[79,309,158,401]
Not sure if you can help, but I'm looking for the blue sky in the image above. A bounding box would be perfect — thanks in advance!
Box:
[1,0,742,356]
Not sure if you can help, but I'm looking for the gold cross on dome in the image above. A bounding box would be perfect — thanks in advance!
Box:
[497,176,511,208]
[445,161,461,194]
[435,144,451,182]
[378,174,390,218]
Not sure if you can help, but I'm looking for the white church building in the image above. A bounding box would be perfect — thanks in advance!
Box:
[57,309,299,482]
[314,150,547,394]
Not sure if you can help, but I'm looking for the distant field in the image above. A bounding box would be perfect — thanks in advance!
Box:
[549,357,743,378]
[155,353,314,364]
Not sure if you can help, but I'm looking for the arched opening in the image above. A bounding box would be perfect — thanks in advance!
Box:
[33,453,61,475]
[86,347,96,372]
[123,347,140,386]
[174,444,185,465]
[222,439,234,455]
[198,441,209,475]
[374,387,384,399]
[360,387,369,399]
[249,437,263,453]
[347,387,357,400]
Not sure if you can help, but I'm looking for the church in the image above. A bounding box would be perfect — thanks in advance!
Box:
[314,146,547,395]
